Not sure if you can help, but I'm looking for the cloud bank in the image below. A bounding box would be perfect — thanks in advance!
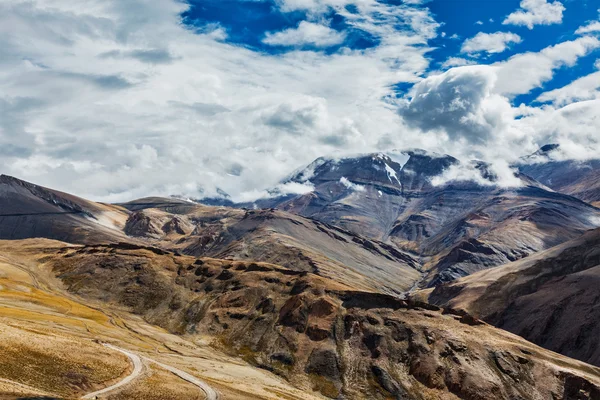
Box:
[0,0,598,203]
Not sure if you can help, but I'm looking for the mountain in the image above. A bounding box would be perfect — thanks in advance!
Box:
[414,185,600,287]
[518,144,600,207]
[420,227,600,367]
[200,150,600,287]
[119,199,422,295]
[0,175,421,294]
[0,174,130,244]
[270,150,460,240]
[2,147,599,292]
[33,240,600,399]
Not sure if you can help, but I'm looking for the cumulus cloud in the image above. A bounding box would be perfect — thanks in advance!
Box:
[340,177,366,191]
[401,65,508,144]
[503,0,565,29]
[461,32,522,55]
[263,21,346,47]
[401,35,600,174]
[494,36,600,96]
[431,161,522,188]
[576,21,600,35]
[236,181,315,203]
[521,100,600,161]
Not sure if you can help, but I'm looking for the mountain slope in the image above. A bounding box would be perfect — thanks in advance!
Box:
[36,241,600,400]
[415,186,600,286]
[120,199,422,294]
[518,144,600,207]
[0,175,130,244]
[421,228,600,367]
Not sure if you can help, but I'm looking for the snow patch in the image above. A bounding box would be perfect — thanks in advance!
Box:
[85,211,126,231]
[588,215,600,227]
[384,163,401,185]
[385,150,411,169]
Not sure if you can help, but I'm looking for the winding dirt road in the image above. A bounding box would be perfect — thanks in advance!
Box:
[81,343,219,400]
[82,344,143,399]
[142,355,219,400]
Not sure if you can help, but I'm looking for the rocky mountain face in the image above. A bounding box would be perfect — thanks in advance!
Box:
[45,243,600,400]
[200,150,600,287]
[518,144,600,207]
[421,228,600,367]
[0,175,421,294]
[119,200,422,295]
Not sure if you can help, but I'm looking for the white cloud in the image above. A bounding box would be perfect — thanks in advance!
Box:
[475,21,484,25]
[236,181,315,203]
[431,162,522,188]
[0,0,598,203]
[404,37,600,142]
[494,36,600,96]
[264,21,346,47]
[401,36,600,172]
[537,70,600,106]
[340,176,365,191]
[461,32,522,55]
[576,21,600,35]
[503,0,565,29]
[402,65,509,145]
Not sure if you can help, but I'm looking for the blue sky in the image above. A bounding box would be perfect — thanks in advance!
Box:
[0,0,599,201]
[183,0,599,104]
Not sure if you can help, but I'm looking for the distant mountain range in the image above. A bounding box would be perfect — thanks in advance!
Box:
[196,147,600,287]
[2,146,599,292]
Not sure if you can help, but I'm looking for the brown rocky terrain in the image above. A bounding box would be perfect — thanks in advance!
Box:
[0,239,326,400]
[120,199,422,294]
[420,228,600,367]
[1,163,599,399]
[32,241,600,399]
[0,175,423,295]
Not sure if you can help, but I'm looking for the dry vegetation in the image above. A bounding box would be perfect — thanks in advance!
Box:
[0,239,325,400]
[13,240,599,399]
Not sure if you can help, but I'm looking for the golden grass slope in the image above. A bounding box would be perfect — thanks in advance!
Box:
[0,239,325,400]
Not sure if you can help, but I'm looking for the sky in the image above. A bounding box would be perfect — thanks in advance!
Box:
[0,0,599,202]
